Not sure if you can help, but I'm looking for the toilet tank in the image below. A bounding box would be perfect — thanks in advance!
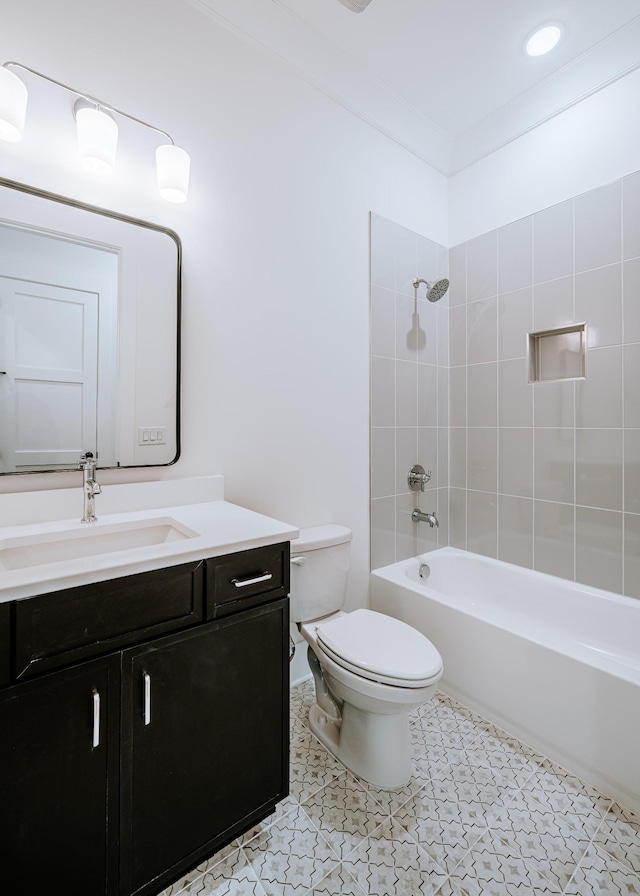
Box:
[289,525,352,623]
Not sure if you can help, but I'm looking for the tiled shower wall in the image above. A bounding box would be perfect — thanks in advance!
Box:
[449,171,640,598]
[370,214,449,569]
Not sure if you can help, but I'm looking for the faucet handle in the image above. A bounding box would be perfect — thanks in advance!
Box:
[408,464,431,492]
[79,451,98,471]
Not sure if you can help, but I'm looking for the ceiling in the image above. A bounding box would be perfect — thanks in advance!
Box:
[185,0,640,174]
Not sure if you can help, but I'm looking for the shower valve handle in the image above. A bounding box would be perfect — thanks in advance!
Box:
[408,464,431,492]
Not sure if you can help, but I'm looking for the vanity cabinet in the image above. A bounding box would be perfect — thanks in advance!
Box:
[0,602,9,686]
[0,654,120,894]
[0,542,290,896]
[121,599,288,896]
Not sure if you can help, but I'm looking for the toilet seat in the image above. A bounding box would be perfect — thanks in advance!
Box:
[316,608,442,689]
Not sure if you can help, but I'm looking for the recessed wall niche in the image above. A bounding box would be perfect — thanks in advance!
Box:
[528,323,587,383]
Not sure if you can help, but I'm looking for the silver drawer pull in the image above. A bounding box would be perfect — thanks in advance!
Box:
[231,571,273,588]
[92,689,100,748]
[143,672,151,726]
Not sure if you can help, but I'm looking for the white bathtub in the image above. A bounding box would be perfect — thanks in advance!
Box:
[369,547,640,814]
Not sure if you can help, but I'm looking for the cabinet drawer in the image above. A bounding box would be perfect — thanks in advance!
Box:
[15,560,204,680]
[206,542,290,618]
[0,603,10,688]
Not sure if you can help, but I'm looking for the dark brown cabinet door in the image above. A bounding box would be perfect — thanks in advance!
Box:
[120,598,289,896]
[0,654,120,895]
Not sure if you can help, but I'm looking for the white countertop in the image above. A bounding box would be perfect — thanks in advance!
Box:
[0,477,299,603]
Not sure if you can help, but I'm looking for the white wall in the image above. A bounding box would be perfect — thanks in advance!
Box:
[0,0,448,610]
[449,68,640,245]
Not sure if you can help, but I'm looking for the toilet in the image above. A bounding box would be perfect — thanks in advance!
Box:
[290,525,443,789]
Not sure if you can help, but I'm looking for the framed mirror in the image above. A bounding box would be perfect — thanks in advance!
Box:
[0,177,180,474]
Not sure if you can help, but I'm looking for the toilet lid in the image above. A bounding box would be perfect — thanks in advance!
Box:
[316,608,442,688]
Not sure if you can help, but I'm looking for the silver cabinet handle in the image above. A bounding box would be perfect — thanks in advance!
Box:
[143,672,151,726]
[92,689,100,748]
[231,571,273,588]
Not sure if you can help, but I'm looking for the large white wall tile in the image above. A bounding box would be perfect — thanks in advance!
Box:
[498,288,532,361]
[533,381,575,428]
[575,182,622,274]
[448,243,467,307]
[624,430,640,515]
[467,297,497,365]
[533,200,574,285]
[576,346,623,428]
[467,362,497,428]
[449,488,467,549]
[498,495,533,569]
[466,490,497,558]
[624,513,640,599]
[533,277,574,331]
[575,264,622,348]
[498,429,533,498]
[498,216,533,294]
[450,428,467,490]
[576,429,623,511]
[534,428,575,504]
[623,170,640,261]
[467,231,497,301]
[467,428,497,493]
[371,427,395,499]
[623,258,640,343]
[576,506,623,593]
[417,364,438,427]
[396,360,418,427]
[533,500,574,580]
[498,359,533,427]
[624,343,640,428]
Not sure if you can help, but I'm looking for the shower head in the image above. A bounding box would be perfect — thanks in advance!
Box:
[337,0,374,11]
[413,277,450,303]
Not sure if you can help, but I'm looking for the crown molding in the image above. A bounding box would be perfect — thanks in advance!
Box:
[185,0,640,177]
[450,15,640,173]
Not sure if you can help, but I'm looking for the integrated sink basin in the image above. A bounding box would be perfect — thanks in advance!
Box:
[0,517,200,571]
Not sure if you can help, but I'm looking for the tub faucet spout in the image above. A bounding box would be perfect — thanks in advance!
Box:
[412,509,439,528]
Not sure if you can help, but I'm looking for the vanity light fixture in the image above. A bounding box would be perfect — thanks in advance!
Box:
[525,24,562,57]
[0,61,190,203]
[0,64,28,142]
[74,100,118,176]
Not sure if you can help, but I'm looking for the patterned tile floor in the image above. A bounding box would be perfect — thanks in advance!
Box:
[161,680,640,896]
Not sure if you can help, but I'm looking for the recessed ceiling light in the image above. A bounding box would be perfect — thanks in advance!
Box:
[525,24,562,57]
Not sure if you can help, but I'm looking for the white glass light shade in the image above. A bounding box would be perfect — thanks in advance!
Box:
[525,25,562,56]
[76,106,118,175]
[156,144,190,203]
[0,67,28,142]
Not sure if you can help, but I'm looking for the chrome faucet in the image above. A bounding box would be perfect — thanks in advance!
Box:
[408,464,431,492]
[79,452,101,523]
[412,509,439,527]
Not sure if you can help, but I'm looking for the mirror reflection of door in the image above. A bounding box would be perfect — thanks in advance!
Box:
[0,223,118,473]
[0,279,98,472]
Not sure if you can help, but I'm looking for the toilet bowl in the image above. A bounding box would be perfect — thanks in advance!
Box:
[290,525,443,789]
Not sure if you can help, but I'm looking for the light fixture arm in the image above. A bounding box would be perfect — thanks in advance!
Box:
[2,61,175,146]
